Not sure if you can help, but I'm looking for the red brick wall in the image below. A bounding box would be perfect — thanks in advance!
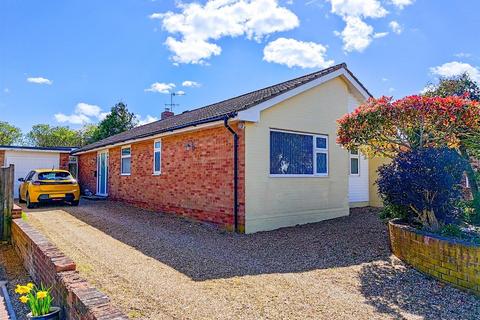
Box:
[77,123,245,231]
[12,219,127,319]
[0,150,4,167]
[59,152,70,171]
[78,152,97,194]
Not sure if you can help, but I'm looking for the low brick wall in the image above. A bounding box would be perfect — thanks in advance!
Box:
[389,220,480,295]
[12,219,127,320]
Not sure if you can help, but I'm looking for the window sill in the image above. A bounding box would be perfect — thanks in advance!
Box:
[120,173,131,176]
[269,174,329,178]
[152,173,162,176]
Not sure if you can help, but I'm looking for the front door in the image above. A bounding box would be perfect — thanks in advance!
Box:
[97,151,108,196]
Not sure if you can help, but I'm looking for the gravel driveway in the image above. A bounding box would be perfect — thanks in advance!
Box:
[21,200,480,319]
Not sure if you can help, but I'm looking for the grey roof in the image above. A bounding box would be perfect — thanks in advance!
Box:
[73,63,369,154]
[0,145,76,152]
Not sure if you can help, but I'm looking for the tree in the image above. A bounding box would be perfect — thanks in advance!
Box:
[91,102,137,142]
[27,124,82,147]
[78,124,98,146]
[377,148,467,231]
[337,95,480,214]
[0,121,22,145]
[423,73,480,102]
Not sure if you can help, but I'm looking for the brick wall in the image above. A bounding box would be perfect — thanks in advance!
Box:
[59,152,70,171]
[389,220,480,295]
[12,219,127,319]
[77,123,245,231]
[77,151,97,194]
[0,150,4,167]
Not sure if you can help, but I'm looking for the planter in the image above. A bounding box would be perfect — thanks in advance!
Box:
[27,307,61,320]
[388,219,480,296]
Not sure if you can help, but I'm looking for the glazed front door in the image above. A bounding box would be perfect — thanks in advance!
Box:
[97,151,108,196]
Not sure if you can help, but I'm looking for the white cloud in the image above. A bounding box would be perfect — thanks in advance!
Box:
[55,113,91,125]
[263,37,334,68]
[54,102,107,125]
[27,77,52,85]
[176,90,186,95]
[455,52,472,58]
[3,88,9,93]
[430,61,480,83]
[337,16,374,52]
[182,80,201,88]
[329,0,388,19]
[390,0,414,9]
[388,87,395,93]
[136,115,159,126]
[373,32,388,38]
[75,103,101,117]
[149,13,163,19]
[157,0,299,64]
[389,20,402,34]
[328,0,390,52]
[145,82,176,93]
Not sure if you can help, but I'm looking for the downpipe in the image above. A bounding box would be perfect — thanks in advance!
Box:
[224,115,239,233]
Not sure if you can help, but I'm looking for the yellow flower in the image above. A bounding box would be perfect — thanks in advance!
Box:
[19,296,29,304]
[36,291,48,299]
[15,285,30,294]
[26,283,34,289]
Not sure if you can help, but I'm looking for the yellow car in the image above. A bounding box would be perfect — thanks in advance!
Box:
[18,169,80,208]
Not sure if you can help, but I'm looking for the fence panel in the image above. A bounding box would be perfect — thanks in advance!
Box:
[0,165,14,241]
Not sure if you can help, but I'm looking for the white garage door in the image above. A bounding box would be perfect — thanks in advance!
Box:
[4,151,60,198]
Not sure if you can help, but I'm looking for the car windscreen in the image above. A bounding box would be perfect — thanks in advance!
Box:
[37,172,72,181]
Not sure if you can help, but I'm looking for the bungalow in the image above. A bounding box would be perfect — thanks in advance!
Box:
[72,63,379,233]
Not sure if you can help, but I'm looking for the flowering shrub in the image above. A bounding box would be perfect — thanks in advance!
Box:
[15,283,53,316]
[337,95,480,157]
[337,95,480,217]
[377,148,468,231]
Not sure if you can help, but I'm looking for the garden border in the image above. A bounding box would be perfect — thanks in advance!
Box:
[11,218,128,320]
[389,219,480,295]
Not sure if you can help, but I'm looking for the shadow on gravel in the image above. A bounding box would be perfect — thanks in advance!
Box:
[359,257,480,320]
[21,201,390,281]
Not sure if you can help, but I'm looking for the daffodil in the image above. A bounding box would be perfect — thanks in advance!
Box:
[36,291,48,299]
[26,283,34,289]
[19,296,29,304]
[15,285,23,294]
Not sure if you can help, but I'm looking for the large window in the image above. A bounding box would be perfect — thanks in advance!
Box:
[270,130,328,176]
[350,149,360,175]
[153,140,161,175]
[121,146,131,175]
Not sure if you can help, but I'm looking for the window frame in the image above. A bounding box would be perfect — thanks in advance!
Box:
[120,145,131,176]
[349,150,360,176]
[153,139,162,175]
[269,129,329,178]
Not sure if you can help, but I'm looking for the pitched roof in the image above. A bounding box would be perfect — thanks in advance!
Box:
[73,63,370,154]
[0,145,76,152]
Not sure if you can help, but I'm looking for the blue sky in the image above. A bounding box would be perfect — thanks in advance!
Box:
[1,0,479,132]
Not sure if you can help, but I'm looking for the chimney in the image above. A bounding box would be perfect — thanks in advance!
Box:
[161,109,174,120]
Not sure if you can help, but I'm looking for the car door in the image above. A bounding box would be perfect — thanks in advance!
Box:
[20,171,35,200]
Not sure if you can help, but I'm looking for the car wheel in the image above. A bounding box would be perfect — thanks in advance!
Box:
[18,190,25,203]
[71,200,79,206]
[26,193,36,209]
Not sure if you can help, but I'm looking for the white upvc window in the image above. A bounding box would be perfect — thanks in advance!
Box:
[350,149,360,175]
[153,140,161,175]
[270,129,328,177]
[121,146,131,175]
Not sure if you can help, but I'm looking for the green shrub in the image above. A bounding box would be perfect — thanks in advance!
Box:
[379,203,409,221]
[439,224,463,238]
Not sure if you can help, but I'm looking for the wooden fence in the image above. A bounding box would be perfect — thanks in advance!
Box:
[0,165,14,241]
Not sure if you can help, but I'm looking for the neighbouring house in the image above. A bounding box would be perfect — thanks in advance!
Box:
[72,63,379,233]
[0,146,77,198]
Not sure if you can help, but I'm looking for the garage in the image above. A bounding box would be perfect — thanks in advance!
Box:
[0,146,75,198]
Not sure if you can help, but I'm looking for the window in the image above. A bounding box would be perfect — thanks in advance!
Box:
[350,149,360,175]
[153,140,161,175]
[25,171,35,181]
[270,130,328,176]
[38,171,73,181]
[121,146,131,175]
